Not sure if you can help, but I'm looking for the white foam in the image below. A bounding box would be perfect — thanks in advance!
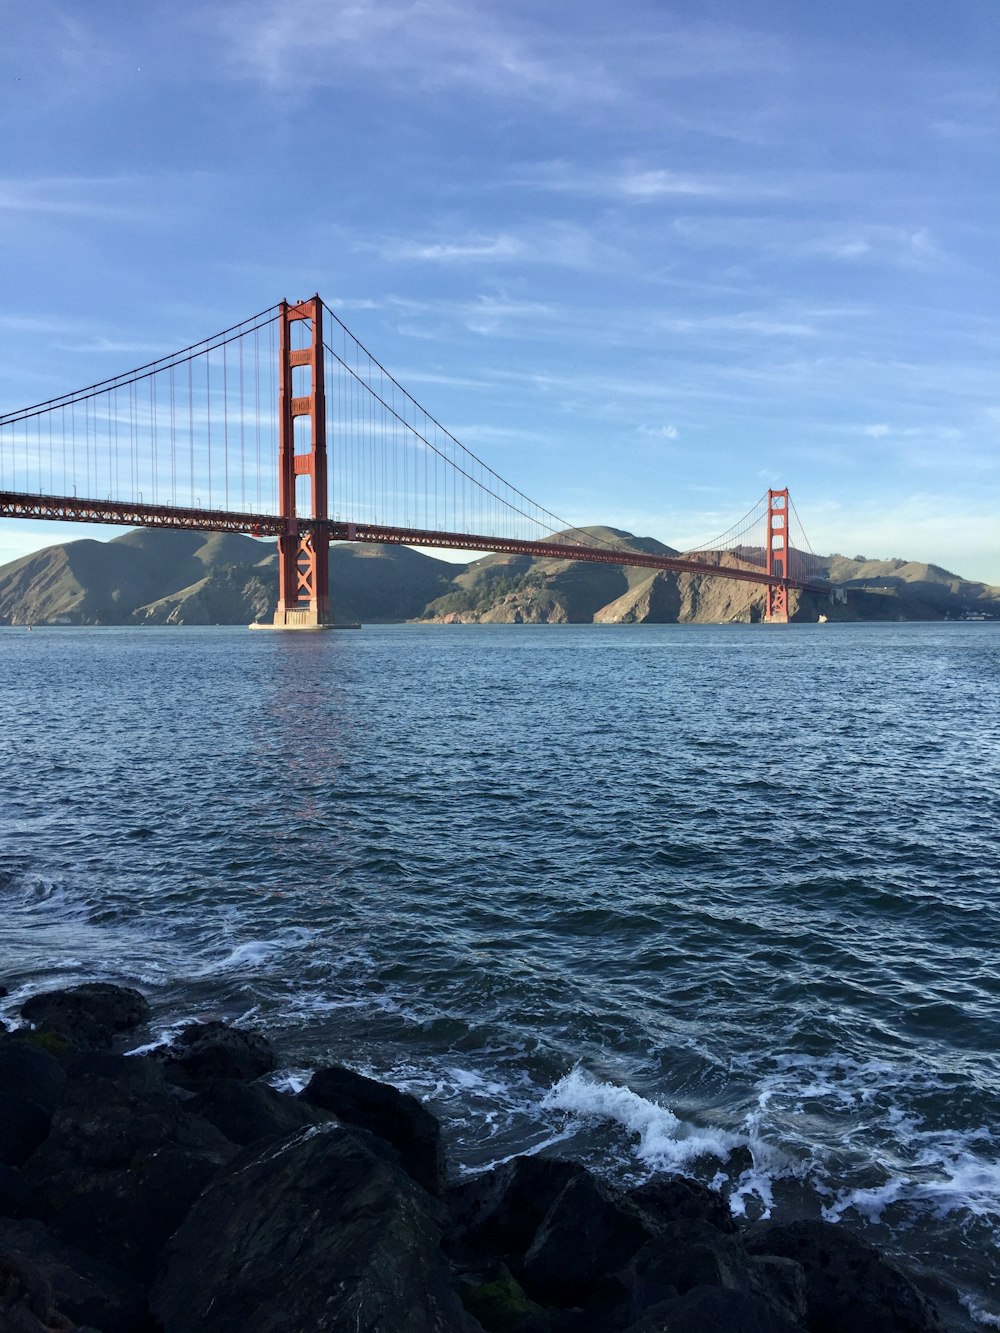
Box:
[206,940,281,972]
[824,1149,1000,1225]
[961,1294,1000,1328]
[541,1067,746,1175]
[199,926,317,975]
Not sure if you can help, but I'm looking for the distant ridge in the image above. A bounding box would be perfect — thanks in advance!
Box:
[0,529,997,626]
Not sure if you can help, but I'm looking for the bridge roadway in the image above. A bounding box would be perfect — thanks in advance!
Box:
[0,490,829,595]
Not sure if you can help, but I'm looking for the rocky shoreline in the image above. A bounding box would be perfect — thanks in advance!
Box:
[0,982,956,1332]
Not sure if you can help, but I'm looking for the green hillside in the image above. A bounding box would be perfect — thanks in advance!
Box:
[0,528,997,626]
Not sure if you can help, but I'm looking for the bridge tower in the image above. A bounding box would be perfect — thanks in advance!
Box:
[270,296,334,629]
[764,488,791,623]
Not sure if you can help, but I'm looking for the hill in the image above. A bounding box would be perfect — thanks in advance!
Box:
[0,529,997,626]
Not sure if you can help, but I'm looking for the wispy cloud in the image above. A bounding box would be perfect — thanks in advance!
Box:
[669,215,952,271]
[381,235,526,263]
[0,176,145,222]
[366,222,606,271]
[212,0,619,106]
[517,159,785,203]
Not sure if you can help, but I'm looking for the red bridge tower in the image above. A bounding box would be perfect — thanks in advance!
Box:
[267,297,334,630]
[764,488,791,624]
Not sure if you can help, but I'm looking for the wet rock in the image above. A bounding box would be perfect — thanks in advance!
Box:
[187,1078,331,1147]
[0,1040,68,1168]
[0,1165,29,1218]
[458,1266,549,1333]
[627,1176,736,1235]
[0,1039,66,1114]
[520,1172,650,1306]
[21,1053,236,1279]
[302,1063,446,1196]
[725,1144,755,1177]
[745,1218,945,1333]
[0,1219,149,1333]
[156,1019,276,1088]
[0,1091,51,1168]
[152,1121,471,1333]
[19,983,150,1051]
[617,1222,807,1330]
[625,1283,803,1332]
[0,1247,75,1332]
[447,1156,589,1263]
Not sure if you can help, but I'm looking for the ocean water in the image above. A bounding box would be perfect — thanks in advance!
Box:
[2,621,999,1326]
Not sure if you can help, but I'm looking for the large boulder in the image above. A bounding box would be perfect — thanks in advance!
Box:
[0,1090,52,1168]
[624,1283,804,1332]
[0,1039,67,1114]
[152,1121,472,1333]
[187,1078,331,1147]
[745,1219,945,1333]
[0,1165,29,1217]
[19,983,150,1051]
[446,1156,589,1263]
[617,1221,807,1331]
[0,1218,149,1333]
[519,1171,650,1305]
[21,1053,236,1279]
[301,1064,446,1196]
[627,1176,736,1236]
[0,1040,69,1167]
[0,1247,76,1333]
[156,1020,276,1088]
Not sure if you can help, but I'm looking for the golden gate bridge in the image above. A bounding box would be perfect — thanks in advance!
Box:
[0,296,828,626]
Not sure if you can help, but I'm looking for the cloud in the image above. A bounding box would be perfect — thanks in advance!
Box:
[212,0,619,106]
[382,235,526,263]
[461,294,555,336]
[517,159,795,204]
[0,176,146,223]
[806,495,1000,584]
[366,222,605,271]
[669,216,951,272]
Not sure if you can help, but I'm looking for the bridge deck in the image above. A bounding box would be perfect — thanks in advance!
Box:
[0,490,829,595]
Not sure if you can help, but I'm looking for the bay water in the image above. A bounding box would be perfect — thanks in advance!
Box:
[2,621,999,1325]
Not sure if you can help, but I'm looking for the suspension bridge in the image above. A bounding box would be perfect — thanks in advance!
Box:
[0,296,829,627]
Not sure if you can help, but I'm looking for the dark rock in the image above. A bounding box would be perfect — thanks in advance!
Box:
[520,1172,650,1306]
[187,1078,331,1147]
[0,985,8,998]
[0,1218,150,1333]
[0,1039,66,1113]
[0,1041,68,1167]
[152,1121,471,1333]
[0,1247,73,1333]
[0,1092,51,1167]
[618,1223,807,1329]
[156,1020,276,1088]
[19,983,150,1051]
[745,1218,945,1332]
[302,1063,446,1196]
[459,1267,550,1333]
[0,1165,29,1217]
[725,1144,755,1176]
[627,1176,736,1235]
[447,1157,589,1262]
[625,1283,803,1332]
[21,1053,236,1278]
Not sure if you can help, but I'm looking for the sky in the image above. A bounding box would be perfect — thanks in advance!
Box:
[1,0,999,582]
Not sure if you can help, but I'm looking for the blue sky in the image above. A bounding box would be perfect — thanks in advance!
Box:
[2,0,999,581]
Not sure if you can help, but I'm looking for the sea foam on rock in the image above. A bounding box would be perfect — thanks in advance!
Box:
[0,981,956,1332]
